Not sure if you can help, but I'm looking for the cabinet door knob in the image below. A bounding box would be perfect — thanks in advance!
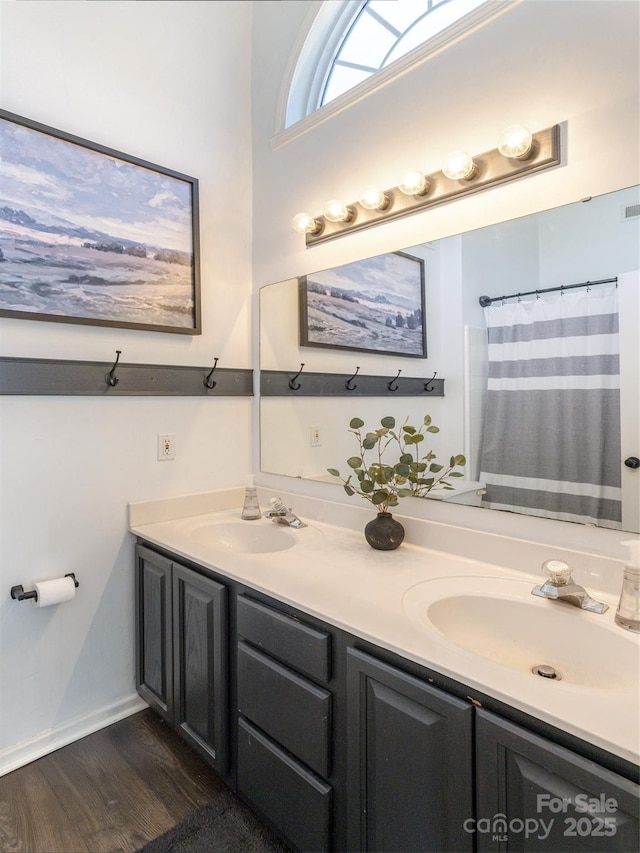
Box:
[624,456,640,469]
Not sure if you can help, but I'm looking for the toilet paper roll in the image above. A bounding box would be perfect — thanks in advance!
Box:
[34,576,77,608]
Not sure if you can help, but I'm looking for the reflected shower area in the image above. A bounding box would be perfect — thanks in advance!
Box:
[260,186,640,533]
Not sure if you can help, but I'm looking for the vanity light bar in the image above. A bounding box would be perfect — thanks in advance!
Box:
[297,125,561,247]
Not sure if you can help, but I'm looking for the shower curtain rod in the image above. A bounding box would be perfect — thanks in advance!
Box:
[478,276,618,307]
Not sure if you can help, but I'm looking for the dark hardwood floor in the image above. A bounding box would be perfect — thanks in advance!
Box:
[0,709,229,853]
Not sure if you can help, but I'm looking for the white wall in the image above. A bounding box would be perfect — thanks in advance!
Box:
[0,1,253,769]
[251,0,639,551]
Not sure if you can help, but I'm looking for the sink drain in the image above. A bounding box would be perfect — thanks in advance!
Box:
[532,664,562,680]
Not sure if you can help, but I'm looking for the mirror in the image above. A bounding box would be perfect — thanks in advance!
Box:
[260,186,640,532]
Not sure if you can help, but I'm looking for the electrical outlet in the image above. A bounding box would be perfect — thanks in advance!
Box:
[157,433,176,461]
[310,426,321,447]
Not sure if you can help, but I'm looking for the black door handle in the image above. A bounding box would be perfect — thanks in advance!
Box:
[624,456,640,469]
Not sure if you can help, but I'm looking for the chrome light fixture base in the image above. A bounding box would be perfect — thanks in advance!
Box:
[304,124,561,246]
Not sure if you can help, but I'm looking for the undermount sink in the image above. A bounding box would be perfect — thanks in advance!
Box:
[188,521,297,554]
[402,576,639,692]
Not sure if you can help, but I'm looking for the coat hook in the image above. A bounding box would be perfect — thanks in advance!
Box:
[424,371,437,392]
[105,350,121,387]
[345,366,360,391]
[204,357,219,389]
[289,363,305,391]
[388,369,402,392]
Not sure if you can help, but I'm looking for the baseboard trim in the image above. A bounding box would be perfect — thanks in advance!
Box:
[0,693,148,777]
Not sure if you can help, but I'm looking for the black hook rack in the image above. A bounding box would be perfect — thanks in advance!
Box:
[204,357,219,389]
[289,363,305,391]
[11,573,79,602]
[105,350,121,387]
[345,366,360,391]
[424,371,437,392]
[388,369,402,392]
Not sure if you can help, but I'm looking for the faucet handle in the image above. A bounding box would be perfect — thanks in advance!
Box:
[542,559,572,585]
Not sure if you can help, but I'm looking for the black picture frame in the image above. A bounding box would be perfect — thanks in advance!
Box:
[299,250,427,357]
[0,109,201,334]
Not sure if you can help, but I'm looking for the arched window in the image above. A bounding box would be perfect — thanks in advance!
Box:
[285,0,492,130]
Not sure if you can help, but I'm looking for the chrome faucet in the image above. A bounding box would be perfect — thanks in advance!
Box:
[263,497,307,529]
[531,559,608,614]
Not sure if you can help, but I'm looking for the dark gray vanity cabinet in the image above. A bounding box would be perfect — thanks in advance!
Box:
[346,647,475,853]
[134,541,638,853]
[476,709,640,852]
[235,595,334,852]
[135,545,173,721]
[135,544,229,776]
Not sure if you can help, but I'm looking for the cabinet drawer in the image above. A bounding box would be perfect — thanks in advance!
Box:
[238,641,331,777]
[238,717,332,853]
[237,595,331,682]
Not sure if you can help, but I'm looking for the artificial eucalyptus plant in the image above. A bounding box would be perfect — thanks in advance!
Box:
[327,415,466,514]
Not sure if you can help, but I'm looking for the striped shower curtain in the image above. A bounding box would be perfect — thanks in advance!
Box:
[479,285,621,528]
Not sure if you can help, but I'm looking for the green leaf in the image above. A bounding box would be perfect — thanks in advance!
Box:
[343,485,355,496]
[361,479,374,493]
[399,453,413,464]
[327,468,340,477]
[397,488,413,497]
[362,437,376,450]
[450,471,464,478]
[376,427,389,438]
[455,454,467,466]
[402,425,416,435]
[430,463,444,473]
[349,417,364,429]
[371,490,389,505]
[380,416,396,429]
[347,456,362,468]
[411,461,427,472]
[394,463,410,477]
[383,465,395,482]
[423,415,432,426]
[413,433,424,443]
[427,425,439,433]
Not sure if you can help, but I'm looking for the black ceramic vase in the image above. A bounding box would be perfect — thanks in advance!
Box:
[364,512,405,551]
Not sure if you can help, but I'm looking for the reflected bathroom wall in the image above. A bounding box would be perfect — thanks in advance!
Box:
[260,186,640,531]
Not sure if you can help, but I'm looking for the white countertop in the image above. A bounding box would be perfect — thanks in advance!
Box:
[129,490,640,767]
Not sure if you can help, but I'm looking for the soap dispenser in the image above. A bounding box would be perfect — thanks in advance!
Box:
[615,540,640,632]
[241,475,261,520]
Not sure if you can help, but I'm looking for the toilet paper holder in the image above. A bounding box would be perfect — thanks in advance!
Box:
[11,573,79,602]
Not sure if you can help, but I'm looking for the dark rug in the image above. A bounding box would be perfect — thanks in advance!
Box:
[137,789,291,853]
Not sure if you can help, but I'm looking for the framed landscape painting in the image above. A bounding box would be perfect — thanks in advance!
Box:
[299,251,426,357]
[0,110,201,334]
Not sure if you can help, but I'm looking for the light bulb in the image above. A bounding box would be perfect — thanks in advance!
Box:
[358,186,389,211]
[398,170,429,196]
[497,124,533,160]
[323,199,354,223]
[442,150,477,181]
[291,212,321,234]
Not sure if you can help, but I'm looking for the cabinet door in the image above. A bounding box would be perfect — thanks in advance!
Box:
[172,563,228,775]
[346,647,474,853]
[476,708,640,852]
[135,544,173,721]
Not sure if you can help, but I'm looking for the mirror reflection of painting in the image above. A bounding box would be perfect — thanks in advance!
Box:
[261,185,640,533]
[299,251,427,357]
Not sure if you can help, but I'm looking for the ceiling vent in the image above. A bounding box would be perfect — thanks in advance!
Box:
[622,202,640,221]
